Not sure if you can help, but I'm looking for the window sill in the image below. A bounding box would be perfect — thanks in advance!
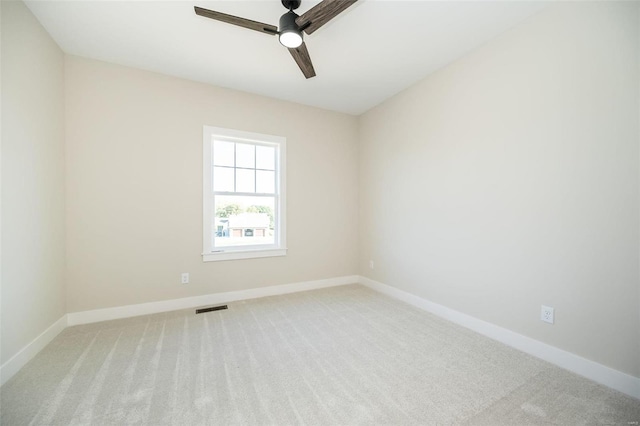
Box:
[202,248,287,262]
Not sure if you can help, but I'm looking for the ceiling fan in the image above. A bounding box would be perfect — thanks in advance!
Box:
[194,0,358,79]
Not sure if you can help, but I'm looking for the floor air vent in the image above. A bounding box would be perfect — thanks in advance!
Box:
[196,305,228,314]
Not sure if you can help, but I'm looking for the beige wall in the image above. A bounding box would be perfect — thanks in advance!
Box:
[358,2,640,378]
[1,1,66,364]
[65,56,359,313]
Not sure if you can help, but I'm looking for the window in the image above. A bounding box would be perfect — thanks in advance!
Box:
[203,126,286,261]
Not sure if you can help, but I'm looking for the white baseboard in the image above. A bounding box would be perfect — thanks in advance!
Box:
[358,276,640,400]
[9,276,637,400]
[0,315,68,387]
[67,275,359,326]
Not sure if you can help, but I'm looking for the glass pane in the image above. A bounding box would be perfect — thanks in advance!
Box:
[236,168,255,193]
[236,143,255,169]
[256,145,275,170]
[213,166,234,192]
[214,195,275,248]
[213,140,234,167]
[256,170,275,194]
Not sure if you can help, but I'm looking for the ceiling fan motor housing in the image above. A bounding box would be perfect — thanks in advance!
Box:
[279,10,300,34]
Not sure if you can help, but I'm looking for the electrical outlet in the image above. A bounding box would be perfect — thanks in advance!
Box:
[369,260,374,270]
[541,305,554,324]
[181,273,189,284]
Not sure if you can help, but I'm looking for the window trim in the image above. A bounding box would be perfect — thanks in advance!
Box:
[202,126,286,262]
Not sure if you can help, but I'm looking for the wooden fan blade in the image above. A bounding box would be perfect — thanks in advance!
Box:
[194,6,278,35]
[295,0,358,35]
[288,42,316,79]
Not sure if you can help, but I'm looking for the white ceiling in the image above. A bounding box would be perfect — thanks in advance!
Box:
[25,0,547,115]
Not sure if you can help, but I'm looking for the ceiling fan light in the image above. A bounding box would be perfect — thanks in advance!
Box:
[278,10,303,48]
[279,30,303,48]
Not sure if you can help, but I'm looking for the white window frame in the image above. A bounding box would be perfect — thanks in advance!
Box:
[202,126,287,262]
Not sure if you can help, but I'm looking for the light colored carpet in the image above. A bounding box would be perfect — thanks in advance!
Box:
[1,284,639,425]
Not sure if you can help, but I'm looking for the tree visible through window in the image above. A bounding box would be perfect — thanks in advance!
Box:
[203,126,286,261]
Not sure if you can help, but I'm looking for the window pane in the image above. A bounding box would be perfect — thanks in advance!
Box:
[213,166,234,192]
[256,145,275,170]
[256,170,275,194]
[214,195,275,248]
[236,143,255,168]
[213,140,234,167]
[236,168,255,193]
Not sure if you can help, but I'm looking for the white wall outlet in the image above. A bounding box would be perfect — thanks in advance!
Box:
[369,260,374,270]
[181,273,189,284]
[541,305,554,324]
